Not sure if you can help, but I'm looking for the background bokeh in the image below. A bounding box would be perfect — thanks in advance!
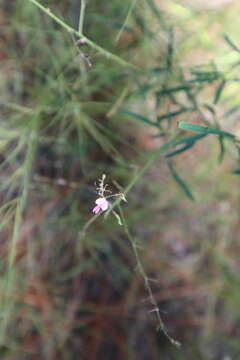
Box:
[0,0,240,359]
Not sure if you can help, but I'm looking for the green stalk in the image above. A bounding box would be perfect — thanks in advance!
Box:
[115,0,137,43]
[120,207,181,347]
[78,0,86,34]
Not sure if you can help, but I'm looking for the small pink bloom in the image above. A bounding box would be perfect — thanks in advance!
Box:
[92,197,109,214]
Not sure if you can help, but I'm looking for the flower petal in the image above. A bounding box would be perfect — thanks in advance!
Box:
[92,205,101,214]
[100,200,109,211]
[95,197,105,205]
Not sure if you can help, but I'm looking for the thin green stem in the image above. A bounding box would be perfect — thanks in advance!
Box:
[78,0,86,34]
[115,0,137,43]
[27,0,139,70]
[119,207,181,347]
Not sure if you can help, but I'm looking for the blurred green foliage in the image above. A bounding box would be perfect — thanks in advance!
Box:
[0,0,240,359]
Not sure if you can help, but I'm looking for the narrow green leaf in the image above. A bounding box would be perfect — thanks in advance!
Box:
[191,70,220,78]
[166,28,174,70]
[224,105,239,118]
[156,85,190,97]
[168,162,195,201]
[224,35,240,53]
[165,134,206,158]
[187,77,217,83]
[178,121,235,139]
[218,136,225,163]
[173,134,207,146]
[135,15,153,38]
[150,67,167,74]
[204,104,216,115]
[151,132,166,138]
[146,0,163,21]
[157,108,193,122]
[165,142,195,158]
[178,122,210,133]
[214,80,226,104]
[188,70,221,85]
[120,109,158,127]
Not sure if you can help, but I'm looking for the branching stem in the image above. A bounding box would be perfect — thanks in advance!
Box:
[119,207,181,347]
[27,0,138,70]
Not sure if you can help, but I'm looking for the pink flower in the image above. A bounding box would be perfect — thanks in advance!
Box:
[92,197,109,214]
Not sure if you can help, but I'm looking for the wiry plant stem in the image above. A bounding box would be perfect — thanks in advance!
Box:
[119,207,181,347]
[79,0,87,34]
[115,0,138,43]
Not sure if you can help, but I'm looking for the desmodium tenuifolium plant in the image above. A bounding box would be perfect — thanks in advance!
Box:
[13,0,239,352]
[82,174,181,347]
[16,0,182,346]
[81,174,126,234]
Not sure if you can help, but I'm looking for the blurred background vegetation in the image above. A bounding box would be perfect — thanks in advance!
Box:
[0,0,240,359]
